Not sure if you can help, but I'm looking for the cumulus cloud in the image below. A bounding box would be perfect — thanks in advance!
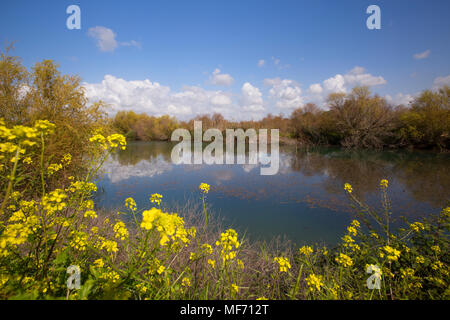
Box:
[433,75,450,88]
[343,66,387,87]
[82,66,390,119]
[258,59,265,67]
[385,93,415,106]
[308,83,323,94]
[323,74,346,93]
[82,75,242,119]
[280,66,388,109]
[88,26,118,52]
[264,78,303,109]
[210,69,234,86]
[240,82,264,112]
[413,49,431,60]
[321,66,386,95]
[88,26,141,52]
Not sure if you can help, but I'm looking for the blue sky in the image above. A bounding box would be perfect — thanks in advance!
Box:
[2,0,450,120]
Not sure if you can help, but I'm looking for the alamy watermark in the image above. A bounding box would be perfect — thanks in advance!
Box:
[170,121,280,176]
[66,5,81,30]
[366,5,381,30]
[66,265,81,290]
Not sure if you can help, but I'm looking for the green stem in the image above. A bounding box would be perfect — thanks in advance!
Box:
[202,194,207,230]
[1,147,20,214]
[40,133,46,197]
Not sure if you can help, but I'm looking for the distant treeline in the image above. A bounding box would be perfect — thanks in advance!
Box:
[111,86,450,150]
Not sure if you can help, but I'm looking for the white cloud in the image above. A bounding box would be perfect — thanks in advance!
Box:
[343,66,387,87]
[83,75,244,119]
[120,40,141,49]
[264,78,303,109]
[83,66,390,120]
[167,104,192,115]
[433,75,450,88]
[103,156,173,183]
[299,67,387,108]
[385,93,415,106]
[88,26,118,52]
[240,82,264,112]
[258,59,265,67]
[210,68,234,86]
[413,49,431,60]
[348,66,366,75]
[321,67,386,95]
[88,26,141,52]
[323,74,346,93]
[271,56,280,65]
[308,83,323,94]
[211,94,232,106]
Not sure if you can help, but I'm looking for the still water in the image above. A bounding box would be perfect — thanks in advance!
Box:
[94,141,450,245]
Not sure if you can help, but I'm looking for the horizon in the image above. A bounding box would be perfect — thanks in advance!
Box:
[2,0,450,121]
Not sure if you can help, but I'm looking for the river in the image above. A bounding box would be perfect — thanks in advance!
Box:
[94,141,450,245]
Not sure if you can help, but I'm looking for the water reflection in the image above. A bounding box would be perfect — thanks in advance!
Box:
[96,142,450,244]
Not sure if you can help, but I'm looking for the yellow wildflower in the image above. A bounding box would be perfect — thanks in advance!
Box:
[216,229,239,263]
[416,255,425,264]
[299,246,313,256]
[335,253,353,267]
[182,277,191,287]
[124,197,137,211]
[273,256,291,272]
[94,258,104,268]
[113,221,129,240]
[381,246,401,262]
[199,183,210,194]
[84,210,97,219]
[305,274,324,292]
[157,265,165,274]
[410,222,425,233]
[344,183,353,194]
[150,193,163,205]
[207,259,216,269]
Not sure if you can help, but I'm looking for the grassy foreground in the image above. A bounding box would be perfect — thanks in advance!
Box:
[0,120,449,300]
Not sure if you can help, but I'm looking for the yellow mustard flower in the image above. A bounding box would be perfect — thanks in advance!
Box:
[124,197,137,211]
[335,253,353,267]
[410,222,425,233]
[273,256,291,273]
[182,277,191,287]
[415,255,425,264]
[305,274,324,292]
[344,183,353,194]
[94,258,105,268]
[299,246,313,256]
[199,183,210,194]
[150,193,163,205]
[207,259,216,269]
